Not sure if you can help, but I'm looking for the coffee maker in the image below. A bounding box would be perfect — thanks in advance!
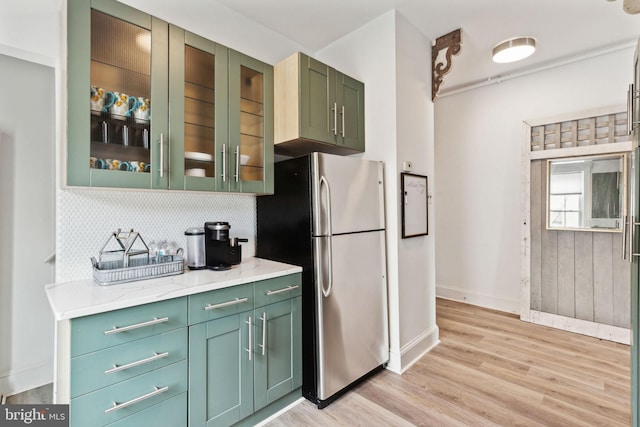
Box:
[204,222,247,270]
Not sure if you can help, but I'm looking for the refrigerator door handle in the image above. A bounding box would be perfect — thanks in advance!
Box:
[320,176,334,297]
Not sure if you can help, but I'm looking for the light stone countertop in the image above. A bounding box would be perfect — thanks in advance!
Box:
[45,257,302,320]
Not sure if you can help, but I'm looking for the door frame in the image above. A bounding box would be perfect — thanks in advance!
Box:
[520,105,632,344]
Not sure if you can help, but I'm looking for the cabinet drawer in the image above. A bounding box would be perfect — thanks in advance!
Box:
[254,274,302,308]
[71,328,187,398]
[105,392,186,427]
[188,283,254,325]
[70,360,187,427]
[71,297,188,357]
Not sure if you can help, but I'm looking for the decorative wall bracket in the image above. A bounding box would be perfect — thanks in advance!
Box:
[432,29,462,101]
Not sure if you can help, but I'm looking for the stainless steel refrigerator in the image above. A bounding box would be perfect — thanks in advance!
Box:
[256,152,389,408]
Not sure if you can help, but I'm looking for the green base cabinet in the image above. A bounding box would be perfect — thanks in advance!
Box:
[254,297,302,410]
[69,298,189,427]
[188,274,302,427]
[67,274,301,427]
[274,52,365,157]
[188,312,254,427]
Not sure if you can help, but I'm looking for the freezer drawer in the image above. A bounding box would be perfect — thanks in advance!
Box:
[313,230,389,401]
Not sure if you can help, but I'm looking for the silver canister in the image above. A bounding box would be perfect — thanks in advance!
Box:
[184,227,206,269]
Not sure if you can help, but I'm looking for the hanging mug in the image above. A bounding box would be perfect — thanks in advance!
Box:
[133,97,151,123]
[108,92,137,119]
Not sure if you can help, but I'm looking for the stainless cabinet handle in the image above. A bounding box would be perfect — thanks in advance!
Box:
[234,146,240,183]
[319,176,334,297]
[265,285,299,296]
[204,297,248,311]
[102,121,108,144]
[259,312,266,356]
[104,352,169,375]
[341,105,345,138]
[104,386,169,414]
[221,143,227,182]
[246,316,252,361]
[633,219,640,258]
[623,215,628,261]
[629,84,634,136]
[630,83,640,135]
[159,133,165,178]
[104,317,169,335]
[331,102,337,136]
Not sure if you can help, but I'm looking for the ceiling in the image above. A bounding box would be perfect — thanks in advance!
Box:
[213,0,640,93]
[6,0,639,94]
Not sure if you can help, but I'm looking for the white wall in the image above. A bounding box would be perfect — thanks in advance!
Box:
[0,55,56,396]
[317,11,438,373]
[435,47,635,313]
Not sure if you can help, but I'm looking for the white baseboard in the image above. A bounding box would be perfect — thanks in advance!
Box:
[0,360,53,398]
[386,325,440,374]
[523,309,630,345]
[436,284,520,314]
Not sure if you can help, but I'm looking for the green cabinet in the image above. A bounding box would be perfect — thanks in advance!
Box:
[69,298,189,427]
[66,274,300,427]
[188,312,254,427]
[253,297,302,410]
[274,52,365,156]
[228,51,274,194]
[168,27,229,192]
[67,0,274,194]
[67,0,169,189]
[188,274,302,427]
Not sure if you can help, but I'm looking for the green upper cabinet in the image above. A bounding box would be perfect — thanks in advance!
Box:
[274,52,365,157]
[228,51,274,195]
[336,73,365,153]
[67,0,169,189]
[168,27,229,192]
[67,0,273,194]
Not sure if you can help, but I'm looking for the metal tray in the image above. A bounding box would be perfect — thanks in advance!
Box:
[92,255,184,286]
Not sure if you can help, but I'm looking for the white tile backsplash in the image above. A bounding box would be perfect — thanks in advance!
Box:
[56,188,255,282]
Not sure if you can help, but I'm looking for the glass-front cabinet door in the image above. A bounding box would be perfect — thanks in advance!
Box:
[67,0,169,188]
[228,51,274,194]
[168,27,228,191]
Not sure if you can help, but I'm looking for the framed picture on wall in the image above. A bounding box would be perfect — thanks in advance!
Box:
[401,172,428,238]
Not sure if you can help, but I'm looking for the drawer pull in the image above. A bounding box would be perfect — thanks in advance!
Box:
[104,386,169,414]
[204,297,248,311]
[104,352,170,375]
[104,317,170,335]
[265,285,299,296]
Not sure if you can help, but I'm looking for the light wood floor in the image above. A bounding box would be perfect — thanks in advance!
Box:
[267,298,631,427]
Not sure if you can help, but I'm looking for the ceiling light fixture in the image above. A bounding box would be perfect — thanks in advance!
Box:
[492,37,536,63]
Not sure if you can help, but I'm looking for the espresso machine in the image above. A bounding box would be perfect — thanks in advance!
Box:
[204,222,247,270]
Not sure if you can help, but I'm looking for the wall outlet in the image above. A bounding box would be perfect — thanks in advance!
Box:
[402,161,413,171]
